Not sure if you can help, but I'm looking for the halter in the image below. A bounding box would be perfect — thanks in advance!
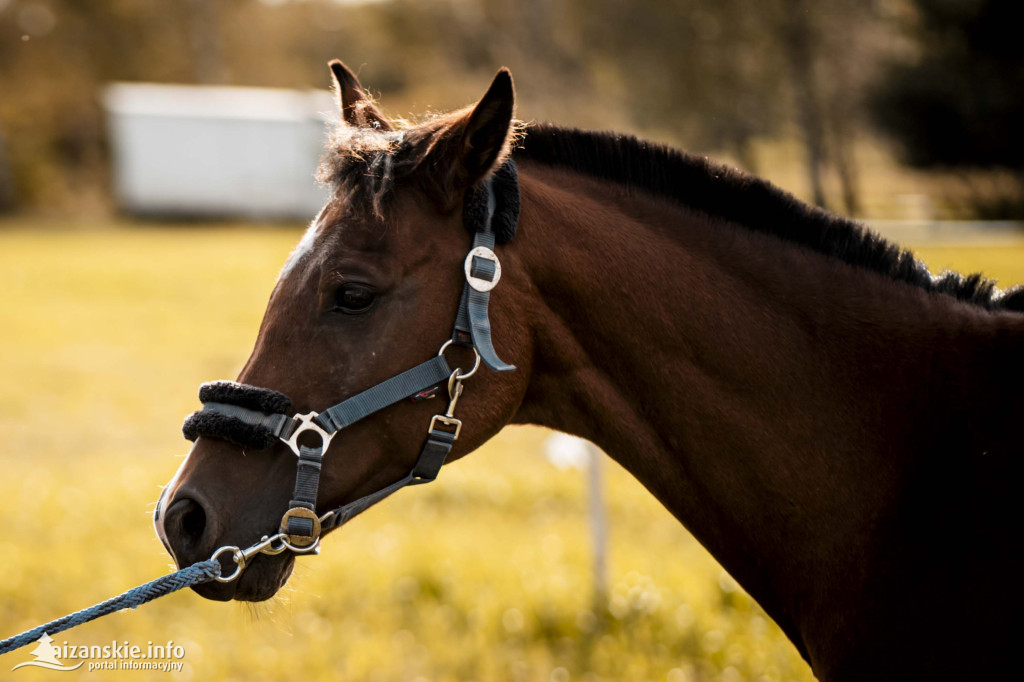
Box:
[156,162,520,582]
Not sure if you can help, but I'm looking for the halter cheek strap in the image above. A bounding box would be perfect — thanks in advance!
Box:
[178,161,519,559]
[452,161,518,371]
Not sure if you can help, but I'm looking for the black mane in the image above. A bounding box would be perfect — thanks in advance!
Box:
[516,124,1024,312]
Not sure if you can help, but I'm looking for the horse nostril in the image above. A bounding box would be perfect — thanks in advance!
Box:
[181,501,206,539]
[165,497,208,551]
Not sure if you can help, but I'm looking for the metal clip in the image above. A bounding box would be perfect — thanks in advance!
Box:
[428,371,465,439]
[445,372,464,415]
[209,531,321,583]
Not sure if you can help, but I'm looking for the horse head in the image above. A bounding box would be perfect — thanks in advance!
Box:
[155,62,533,601]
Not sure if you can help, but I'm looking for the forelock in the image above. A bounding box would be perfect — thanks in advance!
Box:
[316,108,523,220]
[316,123,408,220]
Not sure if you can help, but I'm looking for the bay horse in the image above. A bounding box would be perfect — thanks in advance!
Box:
[155,61,1023,681]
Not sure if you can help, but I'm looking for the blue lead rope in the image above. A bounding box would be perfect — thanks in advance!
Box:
[0,559,221,657]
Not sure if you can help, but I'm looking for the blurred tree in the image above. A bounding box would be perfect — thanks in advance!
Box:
[775,0,882,215]
[573,0,790,171]
[870,0,1024,215]
[0,123,15,211]
[779,0,828,208]
[186,0,227,84]
[0,0,894,215]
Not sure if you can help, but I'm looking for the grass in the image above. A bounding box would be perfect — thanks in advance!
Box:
[1,221,1022,681]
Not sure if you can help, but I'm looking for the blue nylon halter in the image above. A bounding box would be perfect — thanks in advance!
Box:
[163,161,520,561]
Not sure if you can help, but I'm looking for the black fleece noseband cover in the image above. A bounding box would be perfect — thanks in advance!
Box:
[198,380,292,414]
[182,381,291,450]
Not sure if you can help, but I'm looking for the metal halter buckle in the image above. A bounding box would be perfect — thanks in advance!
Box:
[282,411,334,457]
[429,415,462,439]
[464,246,501,292]
[279,507,322,547]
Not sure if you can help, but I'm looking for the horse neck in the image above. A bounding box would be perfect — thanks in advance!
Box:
[508,161,1024,670]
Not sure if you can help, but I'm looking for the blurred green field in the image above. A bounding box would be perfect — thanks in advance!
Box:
[1,222,1022,682]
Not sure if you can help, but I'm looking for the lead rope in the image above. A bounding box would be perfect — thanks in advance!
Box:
[0,560,221,656]
[0,526,328,656]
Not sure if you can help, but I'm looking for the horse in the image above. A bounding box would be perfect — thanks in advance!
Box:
[155,61,1023,681]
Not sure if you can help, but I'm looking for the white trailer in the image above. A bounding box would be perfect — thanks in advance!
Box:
[103,83,334,220]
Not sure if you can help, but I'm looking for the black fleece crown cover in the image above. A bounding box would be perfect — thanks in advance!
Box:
[463,160,520,244]
[182,380,293,450]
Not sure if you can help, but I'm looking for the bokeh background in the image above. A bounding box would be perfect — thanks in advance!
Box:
[1,1,1023,681]
[2,0,1023,219]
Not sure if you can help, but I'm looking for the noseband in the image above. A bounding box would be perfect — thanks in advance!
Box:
[158,162,520,582]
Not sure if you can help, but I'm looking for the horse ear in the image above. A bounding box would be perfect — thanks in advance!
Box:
[402,68,517,208]
[456,68,516,185]
[328,60,393,131]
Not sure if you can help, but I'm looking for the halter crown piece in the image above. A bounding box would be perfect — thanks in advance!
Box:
[160,162,520,581]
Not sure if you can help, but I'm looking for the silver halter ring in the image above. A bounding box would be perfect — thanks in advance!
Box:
[209,545,245,583]
[438,339,481,380]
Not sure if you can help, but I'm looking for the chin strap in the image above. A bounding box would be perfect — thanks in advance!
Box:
[278,352,461,544]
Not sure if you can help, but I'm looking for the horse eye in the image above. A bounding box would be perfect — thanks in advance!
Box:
[333,283,376,314]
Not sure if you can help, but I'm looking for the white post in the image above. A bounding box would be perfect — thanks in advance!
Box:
[544,433,610,613]
[586,443,609,611]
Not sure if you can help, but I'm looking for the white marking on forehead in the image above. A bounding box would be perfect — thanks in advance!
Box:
[277,208,326,285]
